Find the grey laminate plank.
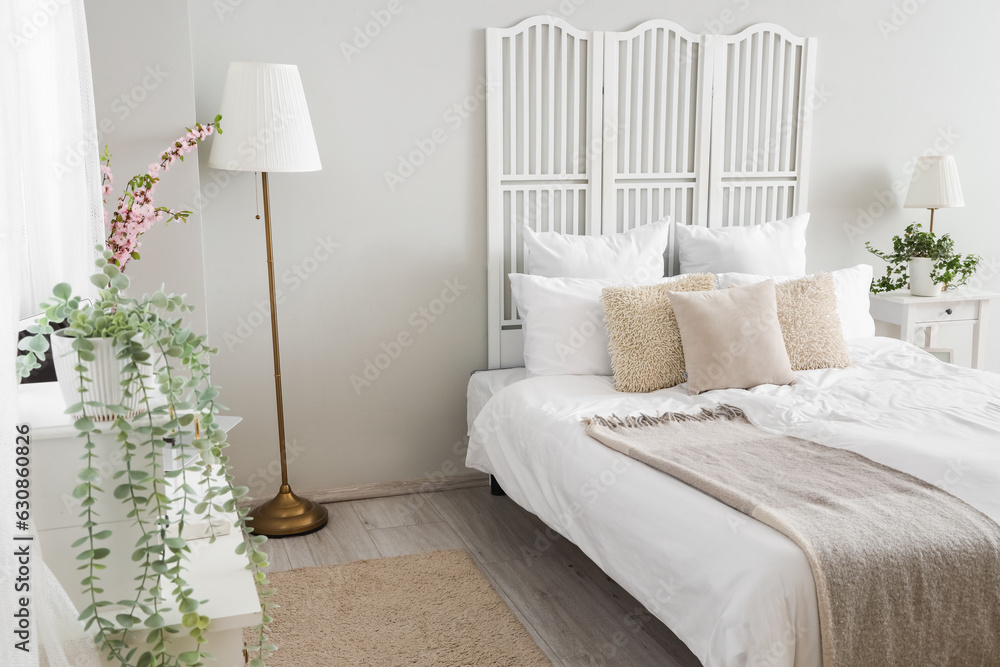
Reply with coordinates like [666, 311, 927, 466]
[428, 487, 572, 564]
[557, 542, 701, 666]
[367, 521, 467, 558]
[352, 494, 444, 530]
[478, 560, 566, 667]
[280, 532, 317, 570]
[261, 537, 291, 573]
[304, 501, 382, 566]
[485, 555, 688, 667]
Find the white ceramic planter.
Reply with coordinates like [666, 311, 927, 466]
[908, 257, 942, 297]
[50, 333, 141, 421]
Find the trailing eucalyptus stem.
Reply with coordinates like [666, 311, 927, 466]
[17, 247, 276, 667]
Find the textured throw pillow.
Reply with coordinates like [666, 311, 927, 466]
[601, 274, 717, 393]
[510, 273, 696, 377]
[674, 214, 809, 275]
[669, 280, 795, 394]
[716, 264, 875, 339]
[771, 273, 851, 371]
[523, 219, 671, 280]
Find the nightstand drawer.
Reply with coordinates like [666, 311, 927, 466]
[910, 299, 979, 323]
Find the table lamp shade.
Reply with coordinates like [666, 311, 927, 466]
[208, 62, 321, 173]
[903, 155, 964, 209]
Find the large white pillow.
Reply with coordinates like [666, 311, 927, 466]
[716, 264, 876, 339]
[510, 272, 696, 377]
[674, 214, 809, 275]
[523, 219, 670, 280]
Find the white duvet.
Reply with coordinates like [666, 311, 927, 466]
[466, 338, 1000, 667]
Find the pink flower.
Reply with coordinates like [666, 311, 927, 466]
[148, 163, 161, 177]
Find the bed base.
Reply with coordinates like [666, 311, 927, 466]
[489, 475, 506, 496]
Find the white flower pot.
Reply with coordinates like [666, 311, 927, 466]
[908, 257, 942, 297]
[51, 333, 142, 421]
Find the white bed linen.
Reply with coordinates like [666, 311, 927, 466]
[467, 367, 527, 434]
[466, 338, 1000, 667]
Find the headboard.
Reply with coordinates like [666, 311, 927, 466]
[486, 17, 816, 369]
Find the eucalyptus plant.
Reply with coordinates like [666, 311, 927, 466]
[17, 248, 276, 667]
[866, 223, 981, 294]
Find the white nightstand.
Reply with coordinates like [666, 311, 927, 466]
[868, 288, 1000, 369]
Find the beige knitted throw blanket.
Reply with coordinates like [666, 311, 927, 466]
[585, 405, 1000, 667]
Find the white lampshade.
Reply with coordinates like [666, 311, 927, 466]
[209, 62, 321, 173]
[903, 155, 964, 209]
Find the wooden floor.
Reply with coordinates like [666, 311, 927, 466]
[264, 486, 702, 667]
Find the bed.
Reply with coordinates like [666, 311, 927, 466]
[466, 337, 1000, 666]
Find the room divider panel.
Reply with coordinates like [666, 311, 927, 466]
[486, 17, 816, 369]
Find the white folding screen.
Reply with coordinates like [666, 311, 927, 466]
[487, 17, 816, 368]
[486, 17, 604, 369]
[707, 23, 816, 228]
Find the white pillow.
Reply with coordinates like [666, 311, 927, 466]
[674, 214, 809, 275]
[716, 264, 876, 339]
[510, 274, 619, 376]
[510, 273, 691, 376]
[523, 219, 671, 280]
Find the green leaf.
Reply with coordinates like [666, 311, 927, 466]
[92, 548, 111, 560]
[179, 598, 199, 613]
[90, 273, 111, 288]
[178, 651, 202, 665]
[144, 613, 166, 628]
[164, 537, 187, 550]
[53, 283, 73, 300]
[116, 613, 141, 628]
[74, 417, 95, 432]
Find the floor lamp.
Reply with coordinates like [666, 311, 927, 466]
[208, 62, 328, 536]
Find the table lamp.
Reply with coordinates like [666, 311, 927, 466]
[208, 62, 327, 536]
[903, 155, 964, 234]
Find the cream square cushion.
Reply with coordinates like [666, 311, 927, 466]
[772, 273, 851, 371]
[669, 280, 794, 394]
[601, 274, 717, 393]
[716, 264, 876, 339]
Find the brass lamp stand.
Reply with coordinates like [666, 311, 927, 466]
[246, 171, 328, 537]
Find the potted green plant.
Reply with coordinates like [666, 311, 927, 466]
[866, 223, 981, 296]
[16, 251, 276, 667]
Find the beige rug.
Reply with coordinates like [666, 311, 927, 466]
[245, 549, 550, 666]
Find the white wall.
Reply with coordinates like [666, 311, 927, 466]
[178, 0, 999, 496]
[86, 1, 208, 332]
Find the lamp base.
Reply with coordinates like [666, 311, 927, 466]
[247, 484, 329, 537]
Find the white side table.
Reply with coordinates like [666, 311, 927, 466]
[868, 289, 1000, 369]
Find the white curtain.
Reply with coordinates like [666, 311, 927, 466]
[7, 0, 104, 319]
[2, 0, 106, 665]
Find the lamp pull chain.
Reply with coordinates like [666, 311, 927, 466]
[255, 171, 261, 220]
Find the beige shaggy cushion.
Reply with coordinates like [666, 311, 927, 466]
[601, 274, 716, 393]
[669, 280, 795, 394]
[773, 273, 851, 371]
